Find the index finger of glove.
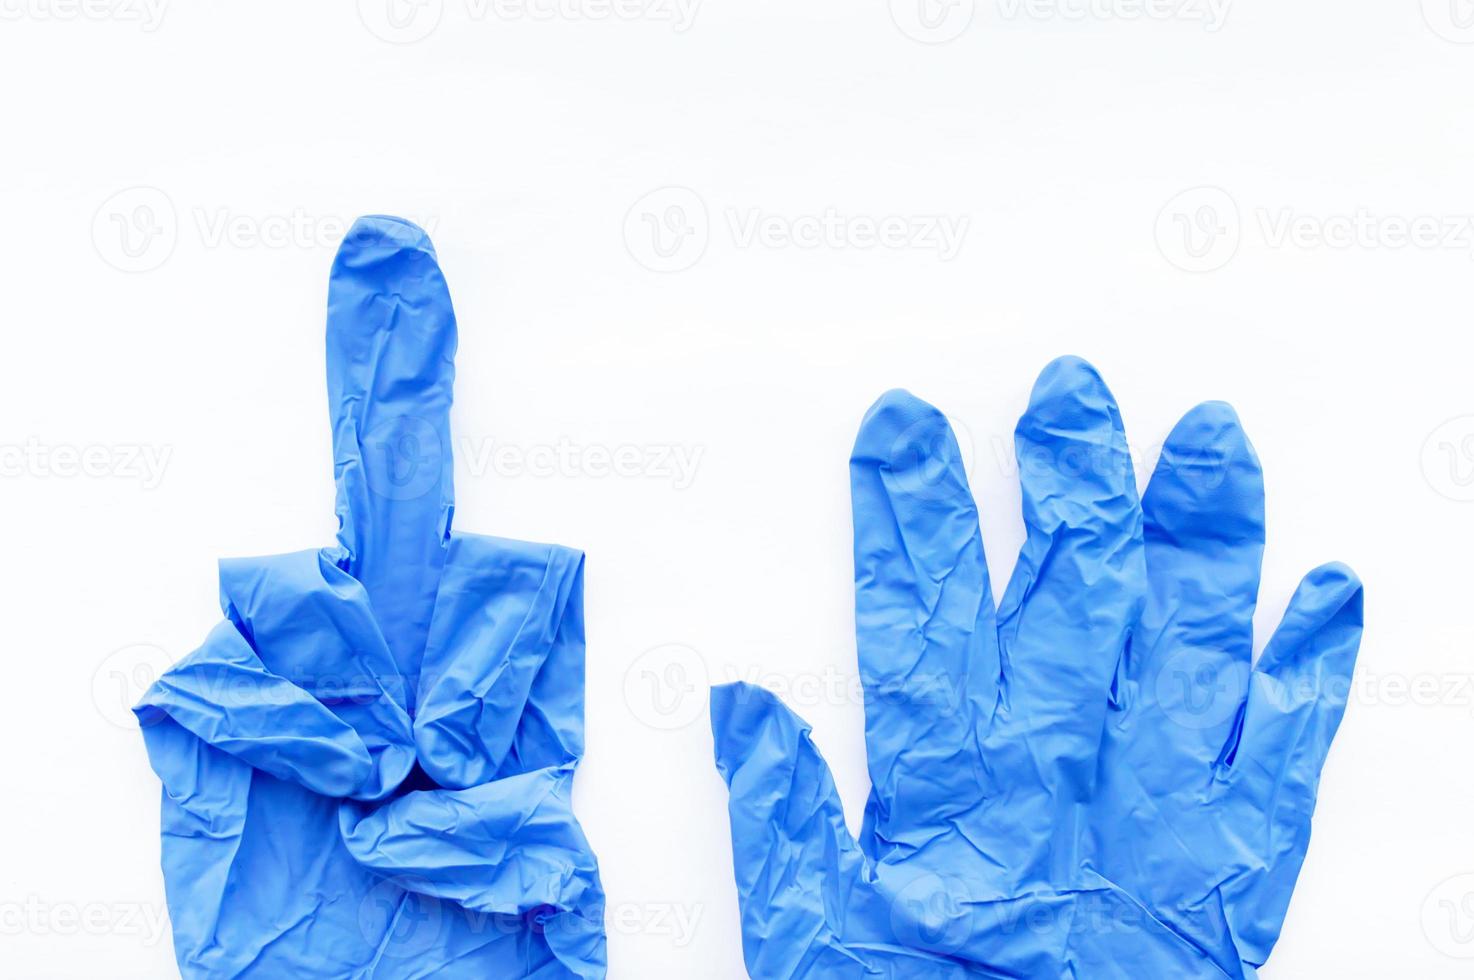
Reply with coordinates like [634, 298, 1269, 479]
[850, 390, 998, 851]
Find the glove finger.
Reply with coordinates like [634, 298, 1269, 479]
[327, 215, 457, 676]
[1218, 562, 1363, 964]
[711, 683, 880, 979]
[997, 356, 1144, 791]
[338, 766, 600, 916]
[135, 621, 373, 798]
[1126, 402, 1264, 762]
[340, 765, 607, 978]
[850, 390, 998, 856]
[219, 550, 416, 800]
[416, 538, 587, 788]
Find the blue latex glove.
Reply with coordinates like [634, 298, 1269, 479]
[711, 357, 1363, 978]
[135, 216, 606, 978]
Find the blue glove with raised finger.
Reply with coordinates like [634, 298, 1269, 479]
[711, 357, 1363, 978]
[135, 217, 606, 978]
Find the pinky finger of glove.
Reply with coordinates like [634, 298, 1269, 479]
[1217, 562, 1364, 965]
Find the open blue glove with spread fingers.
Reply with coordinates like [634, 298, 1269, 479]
[711, 357, 1363, 979]
[135, 217, 606, 979]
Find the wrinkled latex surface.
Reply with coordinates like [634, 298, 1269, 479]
[135, 217, 605, 978]
[711, 357, 1364, 979]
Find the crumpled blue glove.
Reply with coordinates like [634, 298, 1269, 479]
[711, 357, 1363, 979]
[135, 216, 606, 978]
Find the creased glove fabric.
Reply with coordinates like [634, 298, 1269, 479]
[135, 216, 605, 979]
[711, 356, 1363, 979]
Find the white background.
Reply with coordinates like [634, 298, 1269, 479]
[2, 1, 1473, 977]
